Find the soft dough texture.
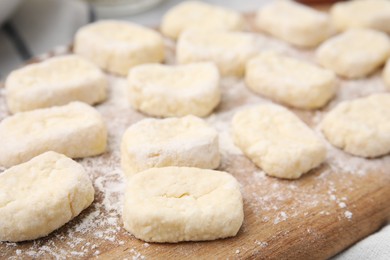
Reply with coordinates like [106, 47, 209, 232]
[161, 1, 243, 39]
[5, 55, 107, 113]
[321, 94, 390, 158]
[123, 166, 243, 242]
[383, 59, 390, 89]
[0, 102, 107, 167]
[331, 0, 390, 33]
[232, 104, 326, 179]
[121, 116, 220, 177]
[245, 52, 336, 109]
[177, 30, 258, 77]
[74, 20, 164, 76]
[316, 28, 390, 79]
[127, 62, 220, 117]
[0, 152, 94, 242]
[256, 0, 333, 48]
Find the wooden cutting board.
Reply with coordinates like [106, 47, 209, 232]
[1, 13, 390, 260]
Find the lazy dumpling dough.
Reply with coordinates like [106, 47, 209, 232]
[321, 94, 390, 158]
[256, 0, 333, 48]
[127, 62, 220, 117]
[316, 29, 390, 79]
[331, 0, 390, 33]
[383, 59, 390, 89]
[74, 20, 164, 76]
[121, 116, 220, 177]
[161, 1, 243, 39]
[5, 55, 107, 113]
[246, 52, 336, 109]
[0, 102, 107, 167]
[0, 152, 94, 242]
[177, 30, 258, 77]
[232, 104, 326, 179]
[123, 166, 243, 242]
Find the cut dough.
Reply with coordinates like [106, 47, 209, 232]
[245, 52, 336, 109]
[121, 116, 220, 177]
[232, 104, 326, 179]
[74, 20, 164, 76]
[176, 30, 258, 77]
[383, 58, 390, 89]
[256, 0, 333, 48]
[123, 166, 243, 242]
[127, 62, 220, 117]
[0, 151, 94, 242]
[161, 1, 244, 39]
[331, 0, 390, 33]
[316, 29, 390, 79]
[5, 55, 107, 113]
[0, 102, 107, 167]
[321, 94, 390, 158]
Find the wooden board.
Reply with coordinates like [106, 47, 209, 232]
[1, 13, 390, 260]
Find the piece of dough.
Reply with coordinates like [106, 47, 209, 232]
[127, 62, 220, 117]
[246, 52, 336, 109]
[0, 151, 94, 242]
[256, 0, 333, 48]
[331, 0, 390, 33]
[121, 116, 220, 177]
[232, 104, 326, 179]
[176, 30, 258, 77]
[0, 102, 107, 167]
[74, 20, 165, 76]
[5, 55, 107, 113]
[161, 1, 244, 40]
[123, 166, 243, 242]
[316, 28, 390, 79]
[383, 58, 390, 89]
[321, 94, 390, 158]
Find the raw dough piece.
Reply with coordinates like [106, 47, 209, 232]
[331, 0, 390, 33]
[321, 94, 390, 158]
[232, 104, 326, 179]
[0, 102, 107, 167]
[74, 20, 164, 76]
[0, 151, 94, 242]
[177, 30, 258, 77]
[121, 116, 220, 177]
[5, 55, 107, 113]
[316, 29, 390, 79]
[256, 0, 333, 48]
[383, 58, 390, 89]
[127, 62, 220, 117]
[161, 1, 244, 39]
[245, 52, 336, 109]
[123, 166, 243, 242]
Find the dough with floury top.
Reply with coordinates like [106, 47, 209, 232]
[0, 152, 94, 242]
[321, 94, 390, 158]
[383, 58, 390, 89]
[245, 52, 336, 109]
[316, 29, 390, 79]
[122, 166, 243, 243]
[232, 104, 326, 179]
[0, 102, 107, 167]
[5, 55, 107, 113]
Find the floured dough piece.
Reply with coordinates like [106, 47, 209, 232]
[321, 94, 390, 158]
[383, 58, 390, 89]
[74, 20, 164, 76]
[5, 55, 107, 113]
[0, 152, 94, 242]
[246, 52, 336, 109]
[177, 30, 258, 77]
[316, 29, 390, 79]
[123, 166, 243, 242]
[127, 62, 220, 117]
[232, 104, 326, 179]
[256, 0, 333, 48]
[331, 0, 390, 33]
[161, 1, 244, 39]
[0, 102, 107, 167]
[121, 116, 220, 177]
